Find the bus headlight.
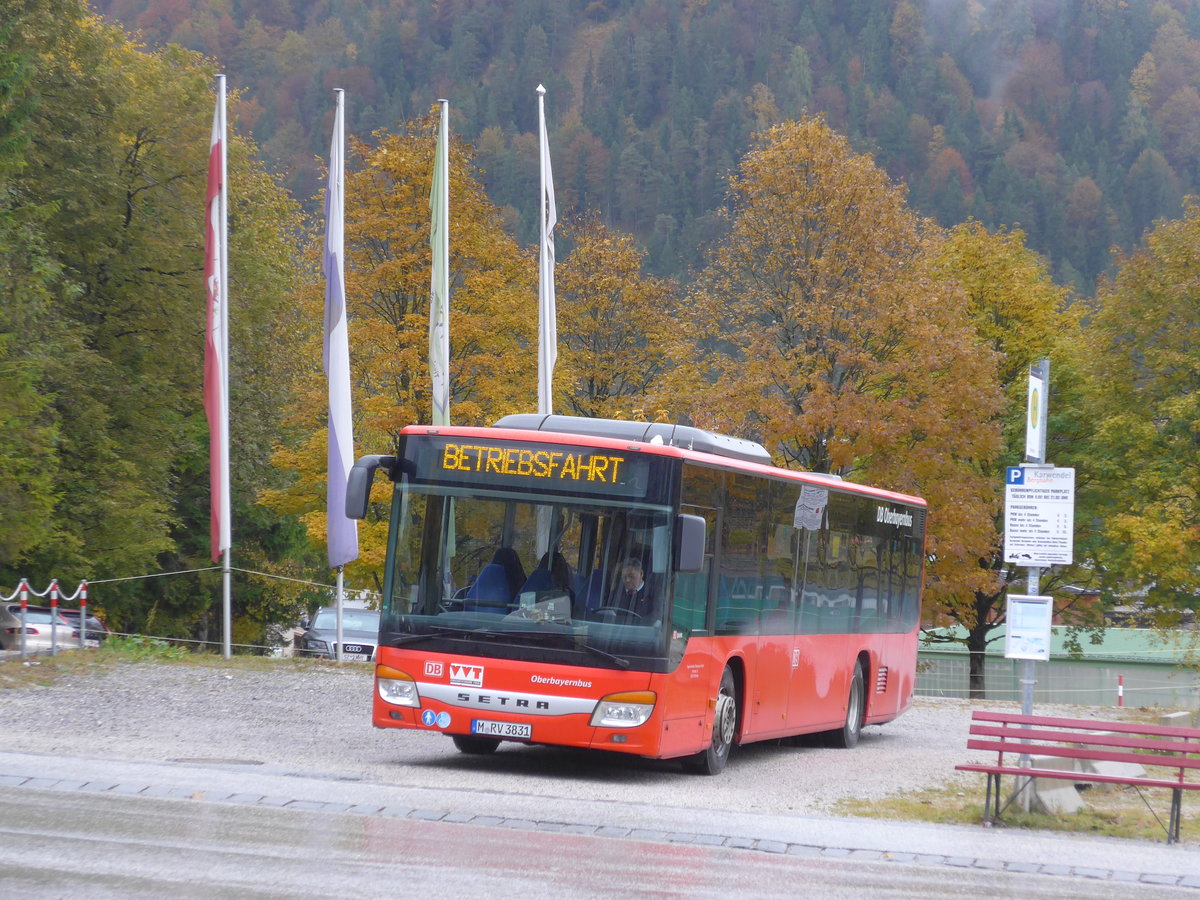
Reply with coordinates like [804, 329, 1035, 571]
[376, 664, 420, 707]
[589, 691, 656, 728]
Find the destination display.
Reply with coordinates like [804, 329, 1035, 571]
[405, 436, 656, 500]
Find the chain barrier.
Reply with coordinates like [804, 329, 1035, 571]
[0, 578, 94, 660]
[2, 565, 380, 664]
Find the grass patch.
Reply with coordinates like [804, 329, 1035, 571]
[835, 775, 1199, 843]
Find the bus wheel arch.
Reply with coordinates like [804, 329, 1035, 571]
[682, 662, 742, 775]
[830, 654, 868, 749]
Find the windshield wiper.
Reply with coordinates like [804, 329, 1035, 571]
[390, 624, 489, 646]
[485, 628, 631, 668]
[575, 642, 630, 668]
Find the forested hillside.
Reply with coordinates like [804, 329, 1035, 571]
[9, 0, 1200, 669]
[94, 0, 1200, 293]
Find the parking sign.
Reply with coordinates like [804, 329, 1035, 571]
[1003, 466, 1074, 566]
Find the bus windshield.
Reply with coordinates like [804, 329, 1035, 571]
[380, 486, 681, 672]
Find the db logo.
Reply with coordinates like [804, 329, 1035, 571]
[424, 661, 444, 677]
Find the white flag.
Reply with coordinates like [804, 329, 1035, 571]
[324, 89, 358, 568]
[429, 100, 450, 426]
[537, 84, 557, 416]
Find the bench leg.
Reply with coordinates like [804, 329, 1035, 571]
[984, 772, 1001, 823]
[1169, 788, 1182, 845]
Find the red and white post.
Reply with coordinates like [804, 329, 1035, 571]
[18, 578, 28, 659]
[48, 578, 59, 656]
[79, 581, 89, 650]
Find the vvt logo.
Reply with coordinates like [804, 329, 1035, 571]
[450, 664, 484, 687]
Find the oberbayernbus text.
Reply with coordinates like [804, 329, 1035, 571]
[345, 415, 927, 774]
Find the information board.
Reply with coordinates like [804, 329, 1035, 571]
[1003, 466, 1075, 567]
[1005, 594, 1054, 661]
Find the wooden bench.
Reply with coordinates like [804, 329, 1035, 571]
[956, 710, 1200, 843]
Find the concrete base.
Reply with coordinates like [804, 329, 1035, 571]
[1078, 758, 1145, 792]
[1008, 757, 1088, 814]
[1160, 710, 1196, 727]
[1030, 779, 1087, 814]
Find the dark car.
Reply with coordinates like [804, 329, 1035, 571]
[56, 608, 111, 647]
[297, 607, 379, 661]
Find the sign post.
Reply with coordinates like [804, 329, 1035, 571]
[1004, 360, 1075, 807]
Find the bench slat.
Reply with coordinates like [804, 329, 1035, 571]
[965, 738, 1200, 774]
[970, 710, 1200, 740]
[967, 722, 1200, 756]
[955, 763, 1200, 791]
[966, 737, 1200, 768]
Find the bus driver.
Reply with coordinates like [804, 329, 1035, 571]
[616, 557, 657, 620]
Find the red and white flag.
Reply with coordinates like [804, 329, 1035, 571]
[204, 79, 230, 562]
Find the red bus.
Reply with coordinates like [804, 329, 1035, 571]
[346, 415, 926, 774]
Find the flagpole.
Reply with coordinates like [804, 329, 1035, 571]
[536, 84, 557, 417]
[430, 99, 450, 427]
[324, 88, 358, 661]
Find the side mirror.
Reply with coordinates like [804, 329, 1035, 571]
[345, 455, 397, 519]
[299, 617, 311, 630]
[674, 513, 706, 573]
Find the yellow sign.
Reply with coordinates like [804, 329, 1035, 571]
[441, 443, 625, 484]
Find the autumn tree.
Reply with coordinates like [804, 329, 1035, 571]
[1080, 199, 1200, 616]
[666, 116, 1003, 615]
[930, 221, 1090, 694]
[264, 113, 536, 588]
[555, 214, 677, 419]
[0, 3, 305, 644]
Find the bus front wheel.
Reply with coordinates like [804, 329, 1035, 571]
[829, 662, 865, 749]
[683, 667, 737, 775]
[451, 734, 501, 755]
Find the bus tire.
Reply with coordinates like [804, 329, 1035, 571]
[830, 662, 865, 749]
[682, 666, 737, 775]
[451, 734, 501, 755]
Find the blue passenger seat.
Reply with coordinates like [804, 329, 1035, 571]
[463, 564, 513, 612]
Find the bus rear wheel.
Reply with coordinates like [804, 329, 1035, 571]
[683, 667, 737, 775]
[451, 734, 501, 755]
[829, 662, 865, 749]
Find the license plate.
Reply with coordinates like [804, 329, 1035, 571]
[341, 652, 368, 661]
[84, 640, 100, 648]
[471, 719, 532, 740]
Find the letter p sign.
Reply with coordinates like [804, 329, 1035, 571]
[1006, 467, 1025, 485]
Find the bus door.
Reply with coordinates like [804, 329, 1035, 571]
[721, 473, 793, 739]
[788, 486, 849, 733]
[658, 499, 719, 757]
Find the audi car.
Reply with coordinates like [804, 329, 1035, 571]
[296, 607, 379, 661]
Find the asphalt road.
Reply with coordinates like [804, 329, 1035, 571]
[1, 749, 1197, 897]
[2, 661, 1198, 895]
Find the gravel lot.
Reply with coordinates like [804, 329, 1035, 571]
[0, 660, 1137, 816]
